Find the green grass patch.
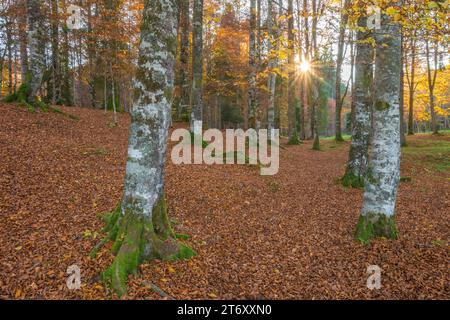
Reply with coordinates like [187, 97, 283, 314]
[402, 138, 450, 174]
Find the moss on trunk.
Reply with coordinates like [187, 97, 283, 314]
[354, 212, 398, 244]
[4, 73, 48, 112]
[341, 171, 364, 188]
[94, 196, 196, 297]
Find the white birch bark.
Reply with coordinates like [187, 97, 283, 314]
[266, 0, 276, 136]
[190, 0, 204, 135]
[344, 12, 373, 184]
[122, 0, 177, 219]
[357, 3, 402, 241]
[26, 0, 45, 103]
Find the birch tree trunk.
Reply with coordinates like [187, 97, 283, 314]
[177, 0, 190, 120]
[6, 21, 13, 95]
[287, 0, 299, 144]
[50, 0, 61, 105]
[266, 0, 276, 136]
[311, 0, 319, 149]
[407, 35, 416, 135]
[247, 0, 258, 129]
[99, 0, 195, 296]
[334, 0, 350, 142]
[355, 5, 402, 242]
[343, 12, 373, 187]
[19, 0, 45, 106]
[190, 0, 204, 135]
[60, 0, 73, 106]
[19, 0, 29, 81]
[425, 39, 439, 134]
[400, 33, 406, 146]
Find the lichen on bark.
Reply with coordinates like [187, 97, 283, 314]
[343, 10, 373, 187]
[355, 2, 402, 243]
[94, 0, 196, 297]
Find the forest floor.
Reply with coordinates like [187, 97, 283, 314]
[0, 102, 448, 300]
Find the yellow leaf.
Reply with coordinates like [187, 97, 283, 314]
[208, 293, 217, 298]
[15, 246, 22, 251]
[168, 266, 176, 273]
[385, 7, 398, 16]
[15, 289, 22, 298]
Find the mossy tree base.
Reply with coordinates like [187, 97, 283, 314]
[287, 132, 301, 145]
[335, 135, 345, 142]
[354, 213, 398, 244]
[341, 171, 365, 188]
[93, 197, 196, 297]
[4, 78, 48, 112]
[312, 137, 320, 151]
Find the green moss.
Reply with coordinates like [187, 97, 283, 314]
[175, 233, 190, 240]
[96, 196, 196, 297]
[400, 176, 412, 183]
[165, 243, 197, 261]
[312, 137, 320, 151]
[335, 134, 345, 142]
[375, 100, 390, 111]
[341, 171, 365, 188]
[287, 132, 301, 145]
[354, 213, 398, 244]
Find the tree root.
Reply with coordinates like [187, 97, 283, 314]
[94, 197, 196, 297]
[354, 213, 398, 244]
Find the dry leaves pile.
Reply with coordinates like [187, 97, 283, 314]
[0, 103, 448, 300]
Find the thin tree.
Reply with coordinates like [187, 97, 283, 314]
[342, 4, 373, 188]
[176, 0, 190, 120]
[404, 30, 417, 135]
[248, 0, 258, 129]
[50, 0, 61, 105]
[287, 0, 300, 144]
[425, 37, 439, 134]
[18, 0, 28, 81]
[266, 0, 277, 136]
[190, 0, 204, 135]
[334, 0, 350, 142]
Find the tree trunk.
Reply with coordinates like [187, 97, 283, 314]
[266, 0, 276, 136]
[355, 5, 402, 243]
[311, 0, 319, 148]
[343, 12, 373, 187]
[22, 0, 45, 106]
[51, 0, 61, 105]
[399, 33, 406, 146]
[19, 0, 29, 81]
[247, 0, 258, 129]
[407, 36, 416, 135]
[287, 0, 299, 144]
[6, 23, 13, 95]
[176, 0, 190, 120]
[190, 0, 204, 135]
[60, 0, 72, 106]
[100, 0, 195, 297]
[335, 0, 350, 142]
[425, 39, 439, 134]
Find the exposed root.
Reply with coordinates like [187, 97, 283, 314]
[96, 197, 196, 297]
[354, 213, 398, 244]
